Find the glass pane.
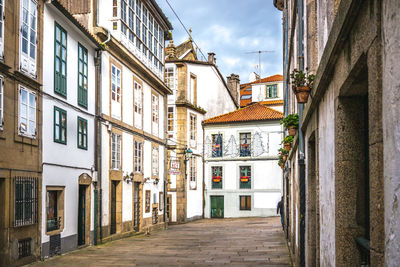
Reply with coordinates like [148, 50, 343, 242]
[61, 128, 65, 142]
[61, 32, 66, 46]
[30, 43, 35, 59]
[21, 104, 27, 117]
[61, 47, 66, 60]
[55, 125, 59, 140]
[22, 38, 28, 54]
[29, 120, 35, 135]
[61, 62, 66, 75]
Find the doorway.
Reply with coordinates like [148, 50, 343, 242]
[78, 185, 86, 246]
[133, 182, 140, 231]
[110, 181, 117, 235]
[166, 195, 172, 223]
[210, 196, 224, 218]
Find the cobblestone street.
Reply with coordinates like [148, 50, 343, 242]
[28, 217, 291, 266]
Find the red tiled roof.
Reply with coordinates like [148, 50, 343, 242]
[240, 74, 283, 88]
[203, 102, 283, 125]
[260, 100, 284, 106]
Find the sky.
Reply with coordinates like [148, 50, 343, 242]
[156, 0, 283, 84]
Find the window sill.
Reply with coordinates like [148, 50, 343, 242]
[15, 133, 39, 146]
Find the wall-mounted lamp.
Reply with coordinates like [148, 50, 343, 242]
[184, 148, 193, 162]
[124, 172, 134, 184]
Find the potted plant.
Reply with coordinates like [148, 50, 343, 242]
[282, 135, 294, 151]
[240, 176, 249, 182]
[279, 148, 289, 163]
[212, 176, 221, 183]
[281, 113, 299, 136]
[290, 69, 315, 103]
[278, 157, 284, 169]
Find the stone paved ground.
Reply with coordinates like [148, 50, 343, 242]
[28, 217, 291, 266]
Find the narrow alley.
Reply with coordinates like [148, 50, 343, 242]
[27, 217, 291, 267]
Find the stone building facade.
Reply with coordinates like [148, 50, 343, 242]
[0, 0, 44, 266]
[164, 38, 238, 224]
[274, 0, 400, 266]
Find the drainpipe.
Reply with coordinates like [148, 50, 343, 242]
[202, 125, 205, 218]
[95, 50, 103, 243]
[298, 0, 306, 266]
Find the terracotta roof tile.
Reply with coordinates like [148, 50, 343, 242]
[260, 100, 284, 106]
[203, 102, 283, 125]
[240, 74, 283, 88]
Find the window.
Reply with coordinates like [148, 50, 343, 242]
[116, 0, 164, 76]
[266, 84, 278, 98]
[18, 239, 32, 259]
[134, 81, 142, 129]
[19, 86, 36, 137]
[111, 133, 121, 169]
[152, 146, 158, 176]
[111, 64, 121, 119]
[240, 133, 251, 157]
[240, 196, 251, 211]
[19, 0, 37, 77]
[190, 157, 196, 187]
[134, 140, 142, 173]
[165, 67, 175, 89]
[77, 117, 87, 150]
[240, 166, 251, 189]
[145, 190, 150, 213]
[167, 106, 174, 137]
[54, 106, 67, 144]
[0, 0, 4, 58]
[54, 23, 67, 97]
[152, 93, 158, 135]
[14, 177, 38, 226]
[78, 44, 88, 108]
[211, 166, 222, 189]
[212, 134, 223, 157]
[46, 188, 64, 232]
[0, 76, 3, 129]
[189, 75, 195, 104]
[190, 114, 196, 142]
[241, 95, 252, 100]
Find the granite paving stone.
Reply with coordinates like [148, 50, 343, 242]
[26, 217, 291, 267]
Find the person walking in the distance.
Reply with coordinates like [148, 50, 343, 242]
[277, 196, 284, 230]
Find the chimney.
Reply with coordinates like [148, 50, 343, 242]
[166, 40, 177, 59]
[227, 74, 240, 105]
[208, 52, 216, 65]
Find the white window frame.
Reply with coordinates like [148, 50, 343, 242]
[0, 0, 4, 59]
[152, 146, 158, 176]
[19, 0, 37, 77]
[111, 64, 122, 119]
[0, 76, 3, 129]
[189, 156, 196, 189]
[134, 140, 142, 173]
[134, 81, 142, 129]
[190, 113, 196, 143]
[165, 67, 175, 90]
[18, 85, 36, 138]
[111, 133, 121, 170]
[151, 93, 159, 136]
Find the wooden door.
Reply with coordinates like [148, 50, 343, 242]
[133, 182, 140, 231]
[110, 181, 117, 235]
[210, 196, 224, 218]
[166, 195, 172, 222]
[78, 185, 86, 246]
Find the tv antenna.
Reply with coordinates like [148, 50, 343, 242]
[245, 50, 274, 77]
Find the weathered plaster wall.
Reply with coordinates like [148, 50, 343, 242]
[382, 1, 400, 265]
[318, 88, 336, 266]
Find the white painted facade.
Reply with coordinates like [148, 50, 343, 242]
[41, 4, 98, 257]
[165, 60, 237, 222]
[251, 80, 284, 113]
[99, 50, 166, 229]
[203, 121, 283, 218]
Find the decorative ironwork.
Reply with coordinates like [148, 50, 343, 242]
[14, 177, 38, 227]
[225, 135, 239, 157]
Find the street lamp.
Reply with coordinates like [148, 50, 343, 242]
[123, 172, 134, 184]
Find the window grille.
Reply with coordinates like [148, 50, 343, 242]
[18, 238, 31, 258]
[14, 177, 38, 227]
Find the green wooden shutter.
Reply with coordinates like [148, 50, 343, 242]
[54, 23, 67, 97]
[78, 44, 88, 108]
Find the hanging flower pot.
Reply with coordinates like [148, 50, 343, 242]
[295, 86, 311, 103]
[284, 142, 291, 151]
[288, 126, 297, 136]
[282, 154, 287, 162]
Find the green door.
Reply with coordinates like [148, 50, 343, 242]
[78, 185, 86, 246]
[210, 196, 224, 218]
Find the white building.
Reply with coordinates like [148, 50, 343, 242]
[240, 74, 284, 112]
[164, 39, 238, 223]
[203, 102, 283, 218]
[94, 0, 173, 240]
[41, 1, 102, 257]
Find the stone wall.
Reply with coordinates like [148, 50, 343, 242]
[382, 0, 400, 265]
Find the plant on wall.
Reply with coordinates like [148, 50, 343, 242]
[282, 135, 294, 151]
[281, 114, 299, 136]
[290, 69, 315, 103]
[278, 148, 289, 163]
